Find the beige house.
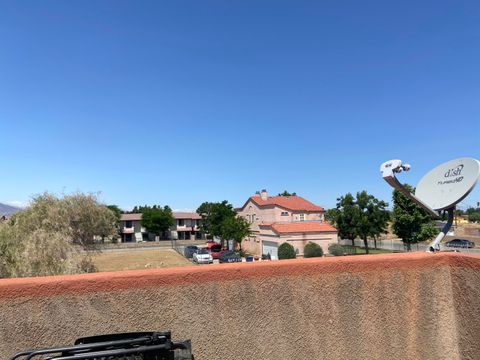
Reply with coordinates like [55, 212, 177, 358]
[119, 212, 204, 242]
[237, 190, 337, 258]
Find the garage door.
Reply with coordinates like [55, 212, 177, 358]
[262, 241, 278, 259]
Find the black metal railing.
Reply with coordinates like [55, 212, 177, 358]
[10, 331, 193, 360]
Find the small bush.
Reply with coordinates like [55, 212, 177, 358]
[304, 242, 324, 258]
[328, 243, 345, 256]
[278, 242, 296, 259]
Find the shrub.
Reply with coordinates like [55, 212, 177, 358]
[0, 192, 111, 278]
[304, 242, 324, 258]
[278, 242, 296, 260]
[328, 243, 345, 256]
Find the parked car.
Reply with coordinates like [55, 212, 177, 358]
[184, 245, 199, 259]
[206, 242, 223, 259]
[192, 248, 213, 264]
[445, 239, 475, 248]
[219, 250, 242, 263]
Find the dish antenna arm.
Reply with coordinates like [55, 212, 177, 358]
[380, 160, 441, 219]
[428, 208, 454, 252]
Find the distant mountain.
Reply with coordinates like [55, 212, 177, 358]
[0, 203, 21, 216]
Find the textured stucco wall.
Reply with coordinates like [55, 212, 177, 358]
[1, 253, 479, 360]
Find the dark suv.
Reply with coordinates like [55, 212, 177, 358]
[445, 239, 475, 248]
[183, 245, 199, 258]
[219, 250, 242, 263]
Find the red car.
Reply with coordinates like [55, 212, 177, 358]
[206, 241, 224, 259]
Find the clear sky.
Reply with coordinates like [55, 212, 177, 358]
[1, 0, 479, 211]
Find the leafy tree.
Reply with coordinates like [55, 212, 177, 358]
[327, 192, 389, 254]
[469, 212, 480, 223]
[278, 242, 296, 259]
[141, 206, 174, 240]
[355, 191, 389, 254]
[197, 201, 253, 248]
[106, 205, 122, 242]
[220, 216, 251, 251]
[326, 193, 359, 246]
[0, 192, 117, 278]
[392, 184, 437, 251]
[465, 207, 480, 223]
[328, 243, 345, 256]
[304, 242, 323, 258]
[278, 191, 297, 196]
[465, 207, 480, 216]
[107, 205, 122, 222]
[196, 201, 236, 241]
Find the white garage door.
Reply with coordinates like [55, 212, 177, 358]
[262, 241, 278, 259]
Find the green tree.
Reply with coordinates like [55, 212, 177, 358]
[326, 193, 359, 246]
[220, 216, 252, 251]
[278, 242, 296, 259]
[327, 192, 389, 254]
[392, 184, 437, 251]
[196, 201, 236, 239]
[304, 242, 324, 258]
[141, 206, 174, 240]
[107, 205, 122, 222]
[469, 212, 480, 223]
[355, 191, 389, 254]
[278, 191, 297, 196]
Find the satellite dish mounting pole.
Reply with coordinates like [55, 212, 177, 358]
[429, 208, 454, 252]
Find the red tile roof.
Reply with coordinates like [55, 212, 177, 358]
[260, 221, 337, 234]
[248, 195, 324, 212]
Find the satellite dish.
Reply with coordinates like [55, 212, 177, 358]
[415, 158, 480, 210]
[380, 157, 480, 252]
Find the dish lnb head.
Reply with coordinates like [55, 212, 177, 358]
[380, 159, 411, 178]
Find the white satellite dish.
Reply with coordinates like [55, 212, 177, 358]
[380, 157, 480, 252]
[415, 158, 480, 210]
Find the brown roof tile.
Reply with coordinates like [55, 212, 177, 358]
[120, 213, 142, 221]
[249, 195, 324, 212]
[120, 212, 201, 221]
[173, 212, 201, 220]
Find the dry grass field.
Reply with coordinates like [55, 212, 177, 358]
[92, 248, 193, 272]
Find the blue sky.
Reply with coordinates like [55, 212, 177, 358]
[0, 0, 479, 211]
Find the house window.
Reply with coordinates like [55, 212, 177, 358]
[299, 213, 305, 221]
[178, 219, 185, 226]
[252, 214, 256, 222]
[125, 220, 132, 228]
[281, 211, 289, 216]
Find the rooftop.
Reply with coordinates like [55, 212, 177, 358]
[120, 212, 201, 221]
[247, 194, 324, 212]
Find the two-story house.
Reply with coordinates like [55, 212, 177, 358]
[237, 190, 337, 258]
[119, 212, 204, 242]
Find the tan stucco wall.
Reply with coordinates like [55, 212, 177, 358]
[258, 230, 338, 256]
[1, 253, 479, 360]
[238, 199, 325, 227]
[241, 235, 262, 255]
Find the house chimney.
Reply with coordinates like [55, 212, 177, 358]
[260, 189, 268, 201]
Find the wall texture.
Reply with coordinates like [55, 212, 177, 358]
[1, 253, 479, 360]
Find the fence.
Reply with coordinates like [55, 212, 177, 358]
[338, 238, 480, 256]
